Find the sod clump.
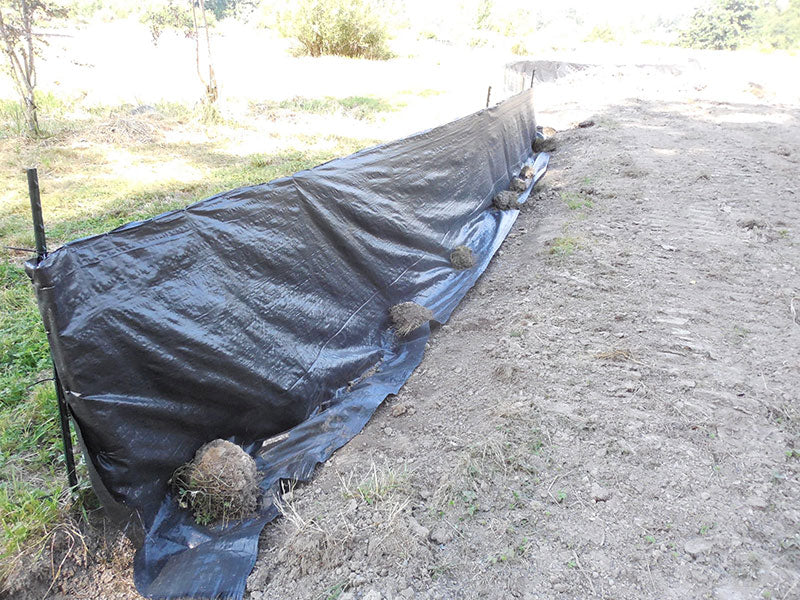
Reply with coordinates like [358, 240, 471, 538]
[171, 439, 259, 526]
[389, 302, 434, 337]
[508, 176, 527, 193]
[493, 190, 519, 211]
[450, 245, 475, 270]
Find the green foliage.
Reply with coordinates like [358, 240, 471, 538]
[277, 0, 392, 59]
[678, 0, 759, 50]
[585, 25, 615, 43]
[756, 0, 800, 49]
[678, 0, 800, 50]
[510, 40, 528, 55]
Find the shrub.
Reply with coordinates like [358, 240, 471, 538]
[278, 0, 392, 59]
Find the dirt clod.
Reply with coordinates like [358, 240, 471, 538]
[493, 190, 519, 211]
[684, 538, 714, 559]
[389, 302, 434, 337]
[737, 217, 766, 229]
[171, 439, 259, 525]
[450, 245, 475, 270]
[534, 136, 557, 152]
[578, 119, 596, 128]
[519, 164, 534, 179]
[591, 482, 612, 502]
[429, 524, 453, 545]
[508, 176, 527, 193]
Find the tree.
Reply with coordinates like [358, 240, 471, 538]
[191, 0, 217, 107]
[143, 1, 218, 109]
[678, 0, 759, 50]
[757, 0, 800, 49]
[0, 0, 65, 135]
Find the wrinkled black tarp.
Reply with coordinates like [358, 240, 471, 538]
[27, 90, 547, 599]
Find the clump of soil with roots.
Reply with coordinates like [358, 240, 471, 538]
[389, 302, 434, 337]
[171, 439, 259, 526]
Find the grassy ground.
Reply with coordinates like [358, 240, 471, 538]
[0, 90, 400, 583]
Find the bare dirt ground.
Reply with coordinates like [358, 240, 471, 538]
[240, 67, 800, 600]
[11, 57, 799, 600]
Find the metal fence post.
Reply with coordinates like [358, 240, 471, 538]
[27, 168, 78, 489]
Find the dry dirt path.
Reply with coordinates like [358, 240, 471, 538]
[245, 70, 800, 600]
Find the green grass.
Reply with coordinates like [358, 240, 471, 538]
[548, 236, 579, 257]
[0, 97, 381, 583]
[560, 190, 593, 211]
[250, 94, 398, 121]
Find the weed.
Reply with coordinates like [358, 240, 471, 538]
[341, 463, 407, 506]
[556, 490, 567, 503]
[645, 534, 656, 544]
[548, 236, 578, 257]
[560, 190, 593, 211]
[699, 522, 715, 536]
[323, 579, 350, 600]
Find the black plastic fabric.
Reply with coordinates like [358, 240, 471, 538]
[27, 90, 547, 599]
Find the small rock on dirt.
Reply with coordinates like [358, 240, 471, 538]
[429, 524, 453, 545]
[408, 517, 430, 540]
[362, 591, 382, 600]
[390, 403, 409, 417]
[578, 119, 596, 128]
[520, 164, 535, 179]
[737, 218, 766, 229]
[684, 538, 713, 558]
[493, 190, 519, 211]
[591, 482, 613, 502]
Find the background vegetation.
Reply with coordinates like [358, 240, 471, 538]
[678, 0, 800, 50]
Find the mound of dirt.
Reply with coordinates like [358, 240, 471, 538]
[389, 302, 434, 337]
[171, 439, 259, 525]
[493, 190, 519, 210]
[450, 245, 475, 270]
[508, 176, 527, 193]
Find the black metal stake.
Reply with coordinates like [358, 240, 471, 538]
[486, 85, 492, 108]
[27, 168, 78, 489]
[530, 69, 536, 89]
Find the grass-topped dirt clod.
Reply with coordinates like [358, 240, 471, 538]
[170, 439, 259, 526]
[450, 245, 475, 270]
[389, 302, 434, 337]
